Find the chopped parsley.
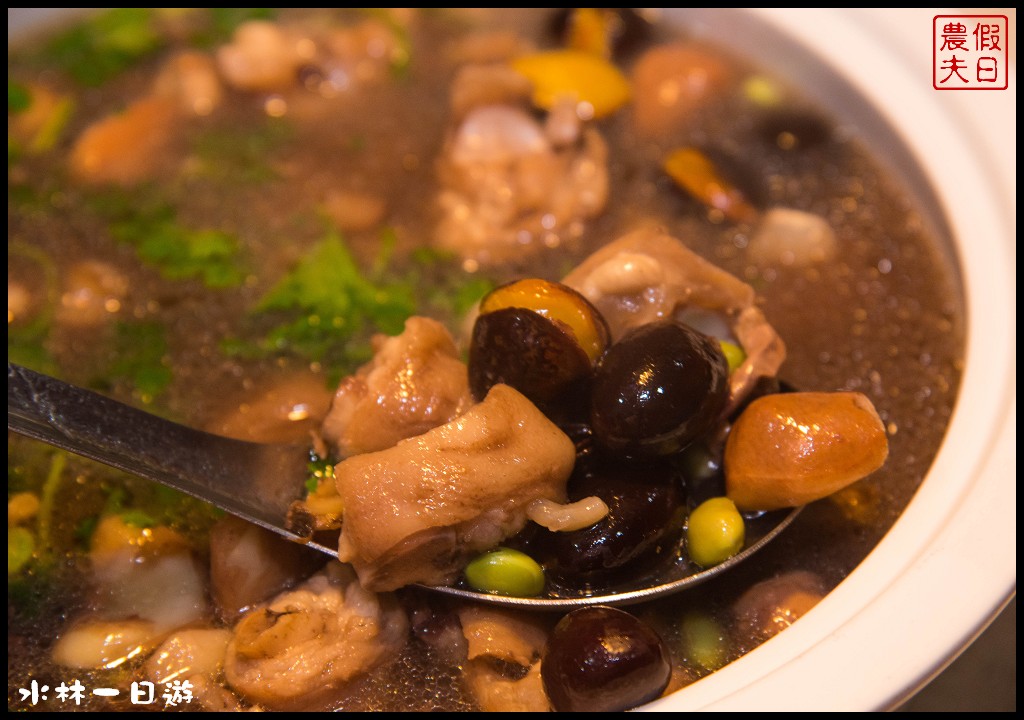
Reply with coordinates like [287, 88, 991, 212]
[229, 230, 415, 377]
[8, 527, 35, 576]
[92, 191, 248, 288]
[305, 455, 336, 494]
[118, 508, 159, 529]
[127, 223, 246, 288]
[225, 229, 494, 383]
[358, 8, 412, 79]
[100, 320, 174, 403]
[8, 81, 31, 113]
[186, 8, 278, 49]
[191, 118, 292, 185]
[410, 247, 495, 318]
[7, 243, 59, 375]
[42, 8, 165, 86]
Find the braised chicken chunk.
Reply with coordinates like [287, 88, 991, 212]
[334, 384, 575, 591]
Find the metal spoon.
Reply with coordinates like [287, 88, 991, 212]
[8, 362, 799, 610]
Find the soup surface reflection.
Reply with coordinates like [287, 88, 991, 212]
[8, 8, 963, 712]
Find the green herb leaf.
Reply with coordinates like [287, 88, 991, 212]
[8, 527, 36, 576]
[409, 247, 495, 317]
[187, 8, 278, 48]
[73, 516, 99, 547]
[8, 81, 31, 113]
[134, 226, 247, 287]
[253, 230, 415, 359]
[43, 8, 164, 86]
[228, 228, 496, 383]
[358, 8, 412, 78]
[101, 320, 173, 402]
[100, 193, 247, 288]
[258, 232, 414, 334]
[191, 118, 291, 184]
[305, 455, 335, 494]
[6, 243, 60, 375]
[119, 509, 158, 529]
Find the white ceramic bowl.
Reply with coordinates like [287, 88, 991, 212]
[644, 8, 1016, 711]
[8, 8, 1015, 712]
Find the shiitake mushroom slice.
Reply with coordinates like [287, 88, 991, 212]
[468, 279, 610, 419]
[478, 278, 610, 364]
[469, 306, 592, 414]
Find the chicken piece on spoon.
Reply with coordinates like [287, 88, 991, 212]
[321, 316, 472, 458]
[334, 383, 575, 592]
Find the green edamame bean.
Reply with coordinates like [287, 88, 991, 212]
[686, 496, 745, 568]
[8, 526, 35, 576]
[680, 611, 727, 672]
[464, 547, 545, 597]
[718, 339, 747, 374]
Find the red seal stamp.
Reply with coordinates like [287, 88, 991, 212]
[933, 15, 1009, 90]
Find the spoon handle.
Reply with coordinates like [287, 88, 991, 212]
[7, 363, 329, 551]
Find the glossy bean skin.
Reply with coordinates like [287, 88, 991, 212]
[686, 496, 745, 568]
[591, 321, 729, 457]
[463, 547, 546, 597]
[540, 457, 685, 590]
[541, 606, 671, 712]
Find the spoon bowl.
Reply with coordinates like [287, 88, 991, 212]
[8, 361, 799, 609]
[429, 505, 800, 609]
